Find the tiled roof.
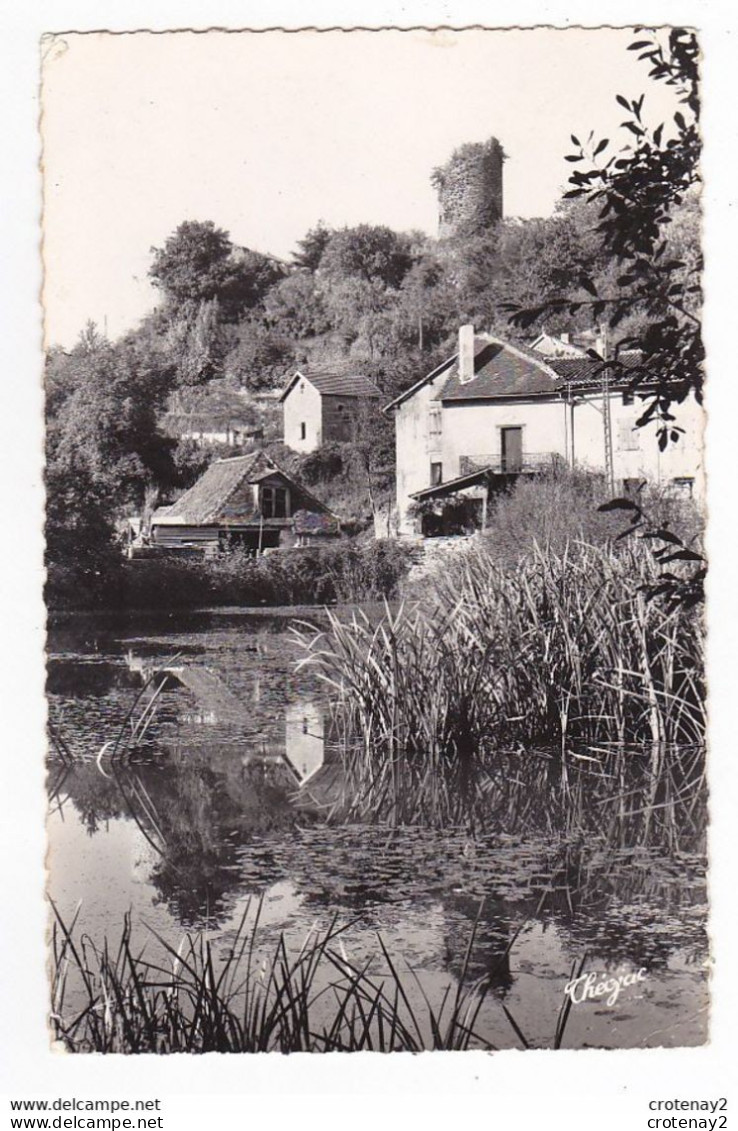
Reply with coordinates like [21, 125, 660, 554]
[545, 352, 643, 388]
[386, 335, 645, 411]
[281, 369, 382, 401]
[410, 466, 493, 500]
[152, 450, 338, 528]
[440, 338, 561, 401]
[153, 451, 270, 525]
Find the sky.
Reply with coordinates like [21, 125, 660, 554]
[41, 27, 682, 348]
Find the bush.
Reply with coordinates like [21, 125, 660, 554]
[479, 468, 703, 570]
[206, 540, 414, 606]
[46, 539, 415, 612]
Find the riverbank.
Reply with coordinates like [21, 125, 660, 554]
[46, 538, 415, 614]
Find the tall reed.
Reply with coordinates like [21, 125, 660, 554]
[293, 541, 705, 827]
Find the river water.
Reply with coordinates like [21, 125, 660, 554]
[46, 607, 709, 1051]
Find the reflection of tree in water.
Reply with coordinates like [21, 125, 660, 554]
[47, 659, 140, 699]
[142, 754, 297, 927]
[48, 747, 303, 929]
[438, 889, 515, 994]
[47, 763, 126, 836]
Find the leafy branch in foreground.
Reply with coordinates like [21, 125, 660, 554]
[598, 494, 705, 610]
[504, 27, 702, 445]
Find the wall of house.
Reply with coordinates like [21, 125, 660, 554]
[321, 395, 369, 443]
[570, 391, 705, 497]
[283, 378, 323, 452]
[394, 375, 447, 535]
[441, 398, 570, 479]
[395, 387, 705, 535]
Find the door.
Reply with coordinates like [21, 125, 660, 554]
[501, 427, 523, 472]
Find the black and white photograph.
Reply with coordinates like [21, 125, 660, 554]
[36, 23, 712, 1059]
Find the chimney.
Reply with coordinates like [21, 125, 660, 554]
[458, 324, 475, 384]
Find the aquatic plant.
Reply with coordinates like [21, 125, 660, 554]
[294, 541, 705, 827]
[49, 899, 497, 1054]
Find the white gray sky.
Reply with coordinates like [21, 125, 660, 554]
[41, 27, 682, 348]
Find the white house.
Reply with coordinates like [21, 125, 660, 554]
[385, 325, 705, 536]
[281, 369, 382, 453]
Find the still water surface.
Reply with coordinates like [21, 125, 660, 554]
[46, 608, 709, 1050]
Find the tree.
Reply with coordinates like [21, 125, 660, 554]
[396, 252, 457, 351]
[149, 221, 285, 322]
[292, 222, 333, 271]
[263, 272, 330, 339]
[223, 319, 296, 390]
[164, 298, 230, 385]
[506, 27, 702, 440]
[320, 276, 397, 360]
[319, 225, 413, 289]
[149, 221, 234, 306]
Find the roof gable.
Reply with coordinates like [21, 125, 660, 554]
[280, 369, 381, 402]
[153, 450, 337, 527]
[383, 354, 456, 412]
[385, 334, 645, 410]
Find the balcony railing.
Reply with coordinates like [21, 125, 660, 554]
[459, 452, 566, 476]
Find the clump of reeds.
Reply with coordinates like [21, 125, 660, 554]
[49, 900, 496, 1054]
[293, 541, 705, 827]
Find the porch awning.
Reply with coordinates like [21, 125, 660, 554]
[410, 467, 495, 502]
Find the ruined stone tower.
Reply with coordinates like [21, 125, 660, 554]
[432, 137, 505, 239]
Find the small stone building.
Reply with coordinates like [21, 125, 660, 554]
[281, 369, 382, 453]
[150, 450, 340, 554]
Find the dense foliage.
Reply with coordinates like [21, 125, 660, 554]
[47, 540, 414, 612]
[506, 28, 702, 434]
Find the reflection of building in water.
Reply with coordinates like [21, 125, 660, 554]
[284, 701, 325, 785]
[125, 652, 325, 785]
[126, 654, 253, 727]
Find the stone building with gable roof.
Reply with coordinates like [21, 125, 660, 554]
[280, 368, 382, 453]
[150, 449, 340, 554]
[385, 326, 704, 536]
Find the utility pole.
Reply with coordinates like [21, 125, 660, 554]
[600, 323, 615, 494]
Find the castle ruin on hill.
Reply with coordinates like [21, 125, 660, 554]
[432, 137, 505, 239]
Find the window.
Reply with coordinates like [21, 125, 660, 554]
[428, 404, 442, 442]
[671, 477, 694, 499]
[622, 390, 635, 406]
[430, 462, 443, 486]
[300, 422, 306, 441]
[261, 485, 289, 519]
[617, 420, 640, 452]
